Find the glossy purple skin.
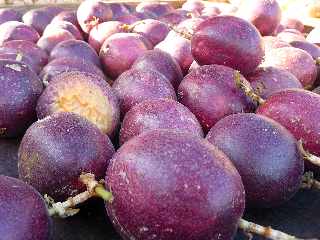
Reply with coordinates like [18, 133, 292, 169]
[51, 10, 81, 30]
[178, 64, 254, 132]
[307, 27, 320, 46]
[158, 9, 193, 26]
[236, 0, 281, 36]
[0, 40, 48, 68]
[248, 66, 302, 98]
[37, 29, 75, 53]
[50, 39, 100, 67]
[43, 21, 83, 40]
[22, 8, 54, 35]
[206, 113, 304, 208]
[290, 41, 320, 60]
[277, 30, 305, 44]
[136, 2, 174, 17]
[77, 0, 113, 34]
[0, 175, 51, 240]
[88, 21, 126, 53]
[100, 33, 152, 79]
[263, 36, 290, 52]
[0, 21, 40, 45]
[18, 112, 115, 201]
[0, 8, 22, 25]
[110, 3, 131, 19]
[176, 17, 204, 34]
[0, 60, 43, 138]
[280, 18, 304, 33]
[116, 12, 149, 25]
[106, 130, 245, 240]
[156, 31, 193, 75]
[132, 49, 183, 90]
[263, 47, 317, 88]
[192, 16, 264, 75]
[112, 68, 177, 115]
[42, 6, 64, 17]
[257, 89, 320, 156]
[120, 99, 203, 145]
[0, 52, 39, 73]
[132, 19, 170, 46]
[39, 57, 106, 86]
[182, 0, 205, 13]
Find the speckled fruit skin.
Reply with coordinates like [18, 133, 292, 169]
[0, 60, 43, 138]
[100, 33, 152, 79]
[158, 9, 193, 26]
[236, 0, 281, 36]
[0, 8, 22, 25]
[37, 29, 75, 54]
[50, 39, 101, 67]
[0, 175, 51, 240]
[105, 130, 245, 240]
[262, 36, 290, 52]
[22, 8, 55, 35]
[51, 10, 81, 30]
[263, 47, 317, 88]
[132, 19, 170, 46]
[39, 57, 106, 86]
[18, 112, 115, 201]
[0, 52, 39, 73]
[43, 21, 83, 41]
[290, 41, 320, 60]
[178, 64, 254, 133]
[132, 49, 183, 90]
[192, 16, 264, 75]
[257, 89, 320, 171]
[0, 21, 40, 45]
[112, 68, 177, 116]
[88, 21, 126, 53]
[248, 66, 302, 99]
[36, 71, 119, 137]
[307, 27, 320, 46]
[176, 18, 204, 34]
[136, 2, 174, 17]
[120, 99, 203, 145]
[110, 3, 131, 19]
[206, 113, 304, 208]
[0, 40, 48, 68]
[156, 31, 193, 75]
[77, 0, 113, 34]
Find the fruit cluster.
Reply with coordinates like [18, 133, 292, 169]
[0, 0, 320, 239]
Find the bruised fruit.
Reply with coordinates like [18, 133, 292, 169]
[132, 49, 183, 90]
[39, 57, 106, 86]
[100, 33, 152, 78]
[37, 29, 75, 53]
[206, 113, 304, 208]
[248, 66, 303, 98]
[263, 47, 317, 88]
[136, 2, 174, 17]
[77, 0, 113, 34]
[192, 16, 264, 74]
[0, 21, 40, 45]
[18, 112, 115, 200]
[106, 129, 245, 240]
[120, 99, 203, 145]
[37, 71, 119, 136]
[43, 21, 83, 40]
[0, 175, 51, 240]
[0, 8, 22, 25]
[50, 39, 100, 67]
[0, 59, 43, 138]
[112, 68, 176, 115]
[178, 64, 254, 132]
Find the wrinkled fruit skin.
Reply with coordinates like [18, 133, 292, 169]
[192, 16, 264, 75]
[119, 99, 203, 145]
[0, 60, 43, 138]
[106, 130, 245, 240]
[178, 64, 254, 132]
[206, 113, 304, 208]
[257, 89, 320, 172]
[18, 112, 115, 201]
[0, 175, 51, 240]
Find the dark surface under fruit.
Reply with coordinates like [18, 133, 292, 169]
[1, 138, 320, 239]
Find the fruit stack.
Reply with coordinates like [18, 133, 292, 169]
[0, 0, 320, 239]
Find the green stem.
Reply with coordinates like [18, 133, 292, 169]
[95, 184, 113, 202]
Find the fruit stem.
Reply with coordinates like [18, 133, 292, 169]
[301, 172, 320, 190]
[234, 71, 266, 105]
[45, 173, 113, 218]
[238, 219, 316, 240]
[297, 140, 320, 167]
[167, 23, 192, 40]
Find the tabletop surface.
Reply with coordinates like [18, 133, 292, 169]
[1, 138, 320, 240]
